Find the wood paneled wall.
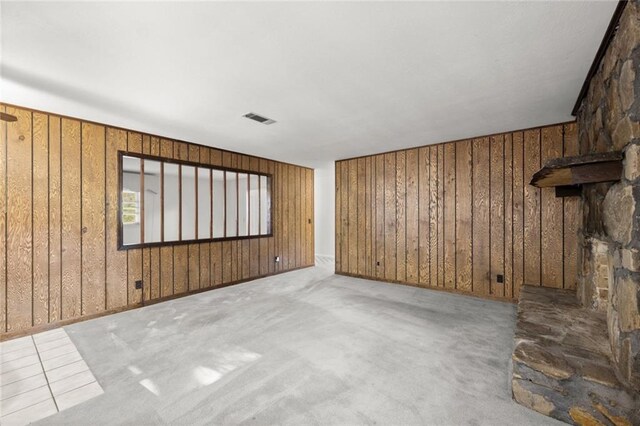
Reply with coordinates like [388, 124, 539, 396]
[335, 122, 581, 301]
[0, 104, 314, 337]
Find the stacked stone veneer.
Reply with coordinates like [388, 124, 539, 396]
[576, 0, 640, 392]
[513, 286, 639, 424]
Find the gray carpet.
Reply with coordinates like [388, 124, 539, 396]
[36, 262, 560, 425]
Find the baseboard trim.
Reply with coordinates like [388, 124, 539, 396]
[334, 271, 517, 304]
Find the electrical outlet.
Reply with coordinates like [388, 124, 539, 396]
[376, 261, 380, 266]
[135, 280, 143, 290]
[275, 256, 280, 263]
[496, 274, 504, 284]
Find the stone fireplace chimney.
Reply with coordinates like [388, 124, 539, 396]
[576, 0, 640, 392]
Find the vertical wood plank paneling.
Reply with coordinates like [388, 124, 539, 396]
[364, 158, 371, 276]
[472, 138, 490, 296]
[298, 166, 303, 269]
[106, 129, 128, 308]
[513, 132, 525, 298]
[286, 163, 294, 271]
[443, 143, 455, 289]
[48, 117, 62, 322]
[418, 147, 430, 286]
[0, 104, 313, 337]
[455, 140, 472, 292]
[406, 149, 419, 284]
[490, 135, 505, 296]
[188, 145, 201, 291]
[274, 162, 281, 273]
[541, 126, 564, 288]
[61, 118, 81, 320]
[222, 152, 234, 282]
[504, 134, 514, 299]
[429, 147, 438, 287]
[6, 107, 33, 330]
[384, 153, 396, 282]
[437, 144, 444, 287]
[307, 167, 314, 266]
[210, 149, 223, 286]
[241, 155, 251, 279]
[32, 113, 49, 325]
[335, 162, 342, 272]
[343, 161, 351, 272]
[0, 105, 6, 332]
[523, 129, 541, 286]
[396, 151, 406, 282]
[127, 132, 143, 304]
[159, 139, 174, 297]
[260, 159, 270, 275]
[334, 123, 574, 302]
[250, 157, 260, 277]
[563, 123, 580, 290]
[146, 137, 161, 300]
[173, 142, 189, 293]
[356, 158, 366, 275]
[375, 155, 385, 279]
[81, 123, 106, 315]
[345, 160, 355, 274]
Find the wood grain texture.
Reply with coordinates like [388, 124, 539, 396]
[0, 106, 6, 332]
[429, 147, 438, 287]
[81, 123, 106, 315]
[443, 143, 456, 289]
[32, 113, 49, 325]
[188, 145, 201, 291]
[359, 157, 368, 276]
[48, 117, 62, 323]
[396, 151, 406, 282]
[143, 137, 161, 299]
[523, 129, 541, 286]
[335, 161, 342, 272]
[375, 155, 385, 279]
[0, 103, 314, 337]
[504, 134, 514, 299]
[384, 153, 396, 281]
[473, 138, 490, 296]
[307, 168, 314, 267]
[61, 118, 82, 320]
[490, 135, 505, 297]
[418, 147, 430, 286]
[106, 129, 128, 309]
[455, 140, 472, 292]
[348, 160, 358, 275]
[512, 132, 525, 299]
[6, 107, 33, 331]
[405, 149, 419, 284]
[541, 126, 564, 288]
[127, 132, 143, 305]
[563, 123, 580, 290]
[437, 145, 444, 288]
[334, 123, 576, 302]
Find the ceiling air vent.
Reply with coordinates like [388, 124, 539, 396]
[243, 112, 276, 125]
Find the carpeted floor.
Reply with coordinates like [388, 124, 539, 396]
[34, 261, 560, 425]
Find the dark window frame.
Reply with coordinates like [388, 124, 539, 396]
[118, 151, 273, 250]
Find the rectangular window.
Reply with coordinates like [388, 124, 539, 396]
[119, 152, 273, 249]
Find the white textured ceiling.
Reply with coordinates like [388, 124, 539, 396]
[1, 1, 617, 168]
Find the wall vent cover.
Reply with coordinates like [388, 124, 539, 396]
[243, 112, 276, 125]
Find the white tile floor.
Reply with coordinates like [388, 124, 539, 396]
[0, 328, 104, 425]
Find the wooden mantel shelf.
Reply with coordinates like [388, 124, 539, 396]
[530, 152, 623, 188]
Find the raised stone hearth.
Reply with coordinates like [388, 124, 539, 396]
[512, 285, 639, 425]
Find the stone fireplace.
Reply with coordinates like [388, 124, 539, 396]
[512, 3, 640, 423]
[576, 0, 640, 392]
